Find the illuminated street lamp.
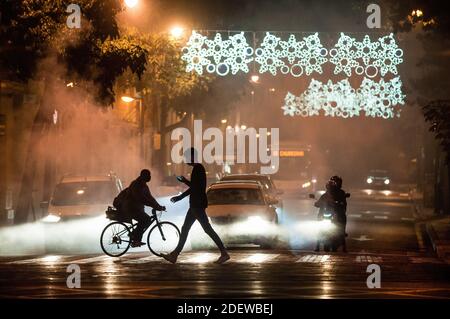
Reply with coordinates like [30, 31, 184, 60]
[250, 75, 260, 83]
[221, 119, 227, 124]
[121, 93, 145, 161]
[125, 0, 138, 8]
[170, 26, 185, 39]
[121, 96, 135, 103]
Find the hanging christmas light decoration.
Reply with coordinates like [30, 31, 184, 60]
[329, 33, 403, 77]
[181, 31, 403, 77]
[181, 31, 253, 76]
[282, 77, 405, 119]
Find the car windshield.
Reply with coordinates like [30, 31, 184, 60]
[207, 188, 265, 205]
[369, 170, 388, 177]
[51, 181, 117, 206]
[222, 176, 274, 192]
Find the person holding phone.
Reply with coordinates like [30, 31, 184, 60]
[161, 147, 230, 264]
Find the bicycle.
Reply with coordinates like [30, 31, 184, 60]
[100, 207, 180, 257]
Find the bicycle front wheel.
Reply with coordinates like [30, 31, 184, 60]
[147, 222, 180, 257]
[100, 222, 131, 257]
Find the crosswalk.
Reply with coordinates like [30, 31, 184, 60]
[2, 251, 446, 266]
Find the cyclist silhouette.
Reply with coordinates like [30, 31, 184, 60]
[125, 169, 165, 247]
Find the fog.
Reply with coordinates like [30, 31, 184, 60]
[1, 0, 426, 256]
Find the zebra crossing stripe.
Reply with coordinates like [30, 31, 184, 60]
[355, 255, 382, 263]
[68, 255, 111, 264]
[240, 254, 279, 263]
[7, 255, 70, 264]
[121, 256, 159, 264]
[297, 254, 330, 263]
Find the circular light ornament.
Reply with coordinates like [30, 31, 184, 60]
[290, 64, 304, 77]
[355, 65, 365, 75]
[365, 65, 378, 78]
[280, 65, 290, 75]
[216, 63, 230, 76]
[206, 64, 216, 73]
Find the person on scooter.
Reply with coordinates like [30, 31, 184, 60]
[314, 178, 348, 252]
[330, 175, 349, 253]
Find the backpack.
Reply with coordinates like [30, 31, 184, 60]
[113, 187, 130, 211]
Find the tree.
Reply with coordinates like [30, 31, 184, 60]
[0, 0, 148, 223]
[423, 100, 450, 162]
[119, 30, 248, 171]
[387, 0, 450, 35]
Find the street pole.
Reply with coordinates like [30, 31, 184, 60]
[139, 98, 144, 163]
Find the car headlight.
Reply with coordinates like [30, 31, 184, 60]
[384, 179, 390, 185]
[41, 214, 61, 223]
[366, 177, 373, 184]
[247, 215, 266, 223]
[302, 181, 312, 188]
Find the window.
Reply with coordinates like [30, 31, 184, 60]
[51, 181, 117, 206]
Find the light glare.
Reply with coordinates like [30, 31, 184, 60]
[125, 0, 138, 8]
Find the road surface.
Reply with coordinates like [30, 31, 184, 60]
[1, 188, 449, 298]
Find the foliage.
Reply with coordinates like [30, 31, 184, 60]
[423, 100, 450, 162]
[387, 0, 450, 35]
[0, 0, 148, 104]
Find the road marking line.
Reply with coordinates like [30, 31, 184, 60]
[399, 193, 409, 197]
[401, 217, 415, 221]
[240, 254, 279, 263]
[355, 255, 382, 263]
[183, 253, 219, 263]
[297, 254, 330, 263]
[68, 255, 111, 264]
[374, 216, 388, 219]
[7, 255, 71, 264]
[409, 257, 443, 264]
[349, 214, 362, 218]
[121, 256, 159, 264]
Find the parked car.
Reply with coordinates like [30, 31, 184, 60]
[220, 174, 284, 212]
[194, 180, 279, 248]
[41, 173, 123, 223]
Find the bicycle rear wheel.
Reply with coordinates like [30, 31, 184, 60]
[147, 222, 180, 257]
[100, 222, 131, 257]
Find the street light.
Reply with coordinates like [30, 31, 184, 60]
[221, 119, 227, 124]
[125, 0, 138, 8]
[170, 26, 185, 39]
[250, 75, 260, 83]
[121, 93, 145, 161]
[121, 96, 135, 103]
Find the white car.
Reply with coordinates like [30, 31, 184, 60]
[199, 181, 279, 248]
[41, 174, 123, 223]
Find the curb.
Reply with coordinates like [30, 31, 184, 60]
[410, 191, 450, 259]
[426, 223, 450, 259]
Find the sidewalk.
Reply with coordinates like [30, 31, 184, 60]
[410, 188, 450, 260]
